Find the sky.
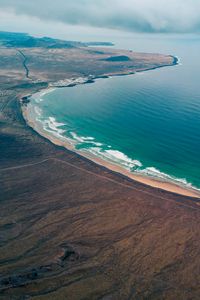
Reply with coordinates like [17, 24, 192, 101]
[0, 0, 200, 39]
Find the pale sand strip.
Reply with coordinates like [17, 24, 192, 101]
[22, 105, 200, 199]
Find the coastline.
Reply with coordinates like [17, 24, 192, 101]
[21, 59, 200, 199]
[39, 55, 180, 89]
[22, 104, 200, 198]
[21, 56, 200, 199]
[2, 33, 200, 300]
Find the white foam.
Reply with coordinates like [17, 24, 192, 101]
[39, 88, 56, 97]
[34, 106, 42, 116]
[174, 56, 182, 66]
[35, 98, 43, 103]
[43, 116, 66, 136]
[31, 111, 199, 191]
[70, 132, 104, 147]
[136, 166, 200, 191]
[93, 142, 103, 147]
[29, 99, 199, 192]
[86, 147, 199, 191]
[70, 132, 95, 143]
[32, 88, 56, 103]
[48, 117, 65, 127]
[87, 147, 142, 170]
[106, 150, 142, 166]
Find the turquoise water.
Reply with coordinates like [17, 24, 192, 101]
[29, 35, 200, 190]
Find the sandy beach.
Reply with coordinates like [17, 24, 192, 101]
[22, 101, 200, 199]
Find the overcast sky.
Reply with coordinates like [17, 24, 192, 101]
[1, 0, 200, 37]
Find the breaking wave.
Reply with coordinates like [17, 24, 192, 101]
[33, 88, 56, 103]
[36, 115, 67, 139]
[136, 166, 200, 191]
[36, 116, 199, 191]
[70, 132, 103, 147]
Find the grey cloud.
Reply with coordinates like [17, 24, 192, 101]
[1, 0, 200, 33]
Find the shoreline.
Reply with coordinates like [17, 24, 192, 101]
[22, 105, 200, 198]
[21, 55, 180, 104]
[21, 55, 200, 199]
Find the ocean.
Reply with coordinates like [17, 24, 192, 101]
[28, 34, 200, 191]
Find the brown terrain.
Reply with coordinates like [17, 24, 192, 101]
[0, 45, 200, 300]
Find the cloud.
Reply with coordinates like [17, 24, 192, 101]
[1, 0, 200, 33]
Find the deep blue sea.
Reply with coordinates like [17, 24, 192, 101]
[29, 34, 200, 190]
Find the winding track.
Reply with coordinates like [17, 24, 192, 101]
[16, 49, 30, 79]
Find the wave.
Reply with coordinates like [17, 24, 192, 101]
[105, 149, 142, 168]
[67, 132, 143, 170]
[70, 132, 104, 147]
[174, 56, 182, 66]
[39, 116, 66, 138]
[32, 88, 56, 103]
[38, 121, 199, 191]
[89, 147, 199, 191]
[70, 132, 94, 142]
[75, 137, 199, 191]
[136, 166, 200, 191]
[69, 132, 142, 170]
[29, 102, 199, 192]
[34, 106, 42, 117]
[86, 147, 143, 171]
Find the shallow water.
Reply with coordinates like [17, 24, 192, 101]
[29, 34, 200, 190]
